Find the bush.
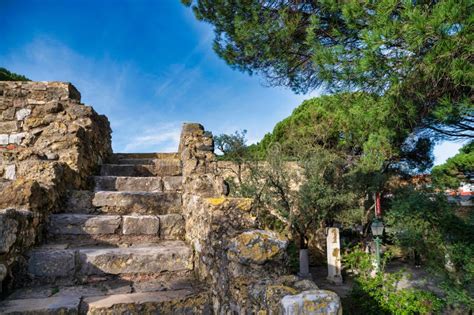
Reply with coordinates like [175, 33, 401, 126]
[344, 247, 444, 315]
[385, 188, 474, 309]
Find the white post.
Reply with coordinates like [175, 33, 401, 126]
[326, 227, 343, 285]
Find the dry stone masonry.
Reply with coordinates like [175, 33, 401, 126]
[0, 81, 341, 314]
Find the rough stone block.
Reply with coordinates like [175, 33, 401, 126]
[100, 164, 155, 177]
[154, 159, 181, 176]
[162, 176, 182, 191]
[158, 214, 185, 240]
[0, 134, 8, 145]
[82, 290, 210, 315]
[92, 191, 181, 214]
[94, 176, 163, 192]
[280, 290, 342, 315]
[228, 230, 288, 265]
[0, 121, 18, 133]
[15, 108, 31, 120]
[28, 249, 75, 277]
[123, 215, 159, 235]
[117, 158, 156, 165]
[48, 214, 121, 235]
[8, 132, 26, 145]
[0, 264, 6, 282]
[0, 210, 18, 254]
[78, 242, 192, 275]
[2, 107, 15, 120]
[64, 190, 94, 214]
[0, 296, 81, 315]
[4, 164, 15, 180]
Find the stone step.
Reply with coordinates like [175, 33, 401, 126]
[91, 191, 181, 215]
[100, 159, 181, 177]
[0, 283, 209, 314]
[93, 176, 182, 192]
[82, 289, 210, 314]
[0, 295, 81, 315]
[26, 241, 193, 281]
[47, 213, 185, 242]
[116, 158, 156, 165]
[112, 152, 179, 160]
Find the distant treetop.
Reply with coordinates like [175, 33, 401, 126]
[0, 68, 30, 81]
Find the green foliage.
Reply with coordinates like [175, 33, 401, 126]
[297, 147, 360, 229]
[385, 188, 474, 308]
[345, 247, 444, 315]
[183, 0, 473, 139]
[286, 241, 299, 274]
[0, 67, 29, 81]
[431, 141, 474, 189]
[226, 141, 365, 245]
[253, 93, 433, 174]
[215, 129, 248, 161]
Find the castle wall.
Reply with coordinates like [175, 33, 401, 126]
[0, 81, 111, 294]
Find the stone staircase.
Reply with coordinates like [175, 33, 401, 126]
[0, 153, 210, 314]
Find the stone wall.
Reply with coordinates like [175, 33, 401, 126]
[0, 81, 111, 294]
[179, 123, 342, 314]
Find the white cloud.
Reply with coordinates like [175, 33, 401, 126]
[123, 123, 181, 153]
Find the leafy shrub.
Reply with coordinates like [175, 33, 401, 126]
[344, 247, 444, 315]
[385, 188, 474, 309]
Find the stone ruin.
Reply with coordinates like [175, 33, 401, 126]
[0, 81, 342, 314]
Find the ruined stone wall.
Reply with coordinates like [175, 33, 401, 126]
[0, 81, 112, 294]
[217, 160, 304, 191]
[179, 124, 341, 314]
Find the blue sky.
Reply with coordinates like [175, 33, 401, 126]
[0, 0, 463, 164]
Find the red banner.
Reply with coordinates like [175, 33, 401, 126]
[375, 192, 382, 217]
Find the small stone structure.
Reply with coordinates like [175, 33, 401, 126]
[0, 81, 341, 314]
[326, 228, 343, 285]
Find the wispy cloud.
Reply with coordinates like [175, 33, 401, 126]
[123, 123, 182, 153]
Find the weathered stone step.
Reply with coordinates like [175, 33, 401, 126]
[0, 285, 209, 314]
[82, 289, 210, 314]
[0, 295, 81, 315]
[27, 241, 193, 281]
[116, 158, 156, 165]
[47, 213, 185, 242]
[92, 191, 181, 214]
[112, 152, 179, 160]
[93, 175, 182, 192]
[101, 159, 181, 177]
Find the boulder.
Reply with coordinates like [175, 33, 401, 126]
[280, 290, 342, 315]
[228, 230, 288, 265]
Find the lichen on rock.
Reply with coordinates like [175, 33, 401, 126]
[280, 289, 342, 315]
[228, 230, 289, 265]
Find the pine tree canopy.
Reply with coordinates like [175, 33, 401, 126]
[182, 0, 473, 139]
